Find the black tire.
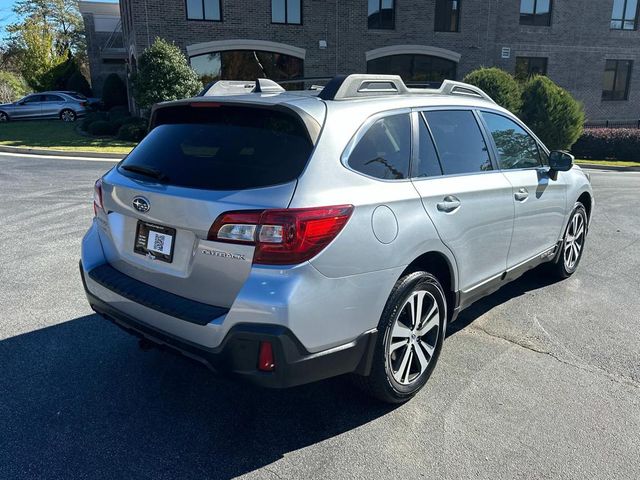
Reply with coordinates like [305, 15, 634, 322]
[354, 271, 447, 404]
[549, 202, 588, 279]
[60, 109, 76, 122]
[0, 111, 8, 122]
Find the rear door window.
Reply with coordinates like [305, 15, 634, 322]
[414, 115, 443, 178]
[347, 114, 411, 180]
[423, 110, 493, 175]
[118, 106, 313, 190]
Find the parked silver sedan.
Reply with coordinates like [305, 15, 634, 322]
[0, 91, 90, 122]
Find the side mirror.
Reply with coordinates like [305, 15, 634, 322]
[549, 150, 574, 172]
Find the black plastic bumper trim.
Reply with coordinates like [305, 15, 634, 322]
[80, 261, 377, 388]
[87, 263, 229, 326]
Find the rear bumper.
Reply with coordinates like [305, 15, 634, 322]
[81, 261, 377, 388]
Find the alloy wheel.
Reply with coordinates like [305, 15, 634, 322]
[0, 113, 7, 122]
[61, 110, 76, 122]
[564, 211, 585, 270]
[387, 290, 440, 385]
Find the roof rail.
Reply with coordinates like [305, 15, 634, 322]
[318, 74, 495, 103]
[202, 78, 285, 96]
[318, 74, 409, 100]
[433, 80, 495, 103]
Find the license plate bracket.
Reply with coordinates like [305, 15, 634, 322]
[134, 221, 176, 263]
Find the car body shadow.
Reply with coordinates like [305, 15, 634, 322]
[0, 314, 399, 479]
[0, 266, 561, 479]
[447, 265, 564, 337]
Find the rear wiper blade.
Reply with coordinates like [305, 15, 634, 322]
[121, 164, 169, 181]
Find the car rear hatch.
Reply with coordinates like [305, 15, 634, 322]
[94, 100, 322, 310]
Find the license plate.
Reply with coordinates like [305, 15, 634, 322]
[134, 221, 176, 263]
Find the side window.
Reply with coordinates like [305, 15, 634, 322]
[45, 95, 63, 102]
[347, 114, 411, 180]
[414, 115, 443, 178]
[423, 110, 492, 175]
[481, 112, 541, 169]
[23, 95, 43, 104]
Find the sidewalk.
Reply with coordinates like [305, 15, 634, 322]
[0, 145, 125, 160]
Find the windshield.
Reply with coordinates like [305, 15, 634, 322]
[118, 106, 313, 190]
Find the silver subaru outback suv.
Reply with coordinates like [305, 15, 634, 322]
[80, 74, 593, 403]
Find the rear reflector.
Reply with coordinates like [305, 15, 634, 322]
[258, 341, 275, 372]
[93, 178, 104, 216]
[208, 205, 354, 265]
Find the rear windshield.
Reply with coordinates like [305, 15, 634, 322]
[118, 106, 313, 190]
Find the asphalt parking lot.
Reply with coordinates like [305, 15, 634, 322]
[1, 153, 639, 479]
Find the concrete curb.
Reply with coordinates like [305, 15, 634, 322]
[577, 163, 640, 172]
[0, 145, 126, 160]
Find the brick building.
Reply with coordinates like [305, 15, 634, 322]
[79, 1, 127, 97]
[114, 0, 640, 121]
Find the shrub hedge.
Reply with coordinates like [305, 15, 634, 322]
[108, 105, 130, 120]
[520, 76, 584, 150]
[102, 74, 128, 110]
[571, 128, 640, 161]
[117, 123, 147, 142]
[81, 111, 107, 131]
[87, 120, 119, 136]
[463, 67, 522, 113]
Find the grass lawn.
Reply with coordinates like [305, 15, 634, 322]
[575, 159, 640, 168]
[0, 119, 135, 154]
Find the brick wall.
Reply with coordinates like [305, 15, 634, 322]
[120, 0, 640, 121]
[81, 12, 127, 97]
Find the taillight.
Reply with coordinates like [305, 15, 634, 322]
[93, 179, 104, 216]
[207, 205, 354, 265]
[80, 101, 88, 107]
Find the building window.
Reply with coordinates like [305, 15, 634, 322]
[611, 0, 638, 30]
[602, 60, 632, 101]
[515, 56, 548, 80]
[520, 0, 552, 26]
[367, 54, 457, 87]
[368, 0, 394, 29]
[190, 50, 303, 86]
[434, 0, 460, 32]
[186, 0, 221, 21]
[272, 0, 301, 24]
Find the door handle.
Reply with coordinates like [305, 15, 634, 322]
[514, 187, 529, 201]
[437, 195, 461, 212]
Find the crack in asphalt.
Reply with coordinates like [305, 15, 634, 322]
[467, 324, 640, 390]
[263, 466, 285, 480]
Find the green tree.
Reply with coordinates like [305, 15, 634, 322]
[101, 73, 128, 109]
[5, 0, 86, 90]
[66, 70, 92, 96]
[0, 71, 29, 102]
[131, 38, 201, 109]
[520, 76, 585, 150]
[463, 67, 522, 113]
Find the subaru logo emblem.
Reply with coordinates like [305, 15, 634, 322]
[132, 196, 150, 213]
